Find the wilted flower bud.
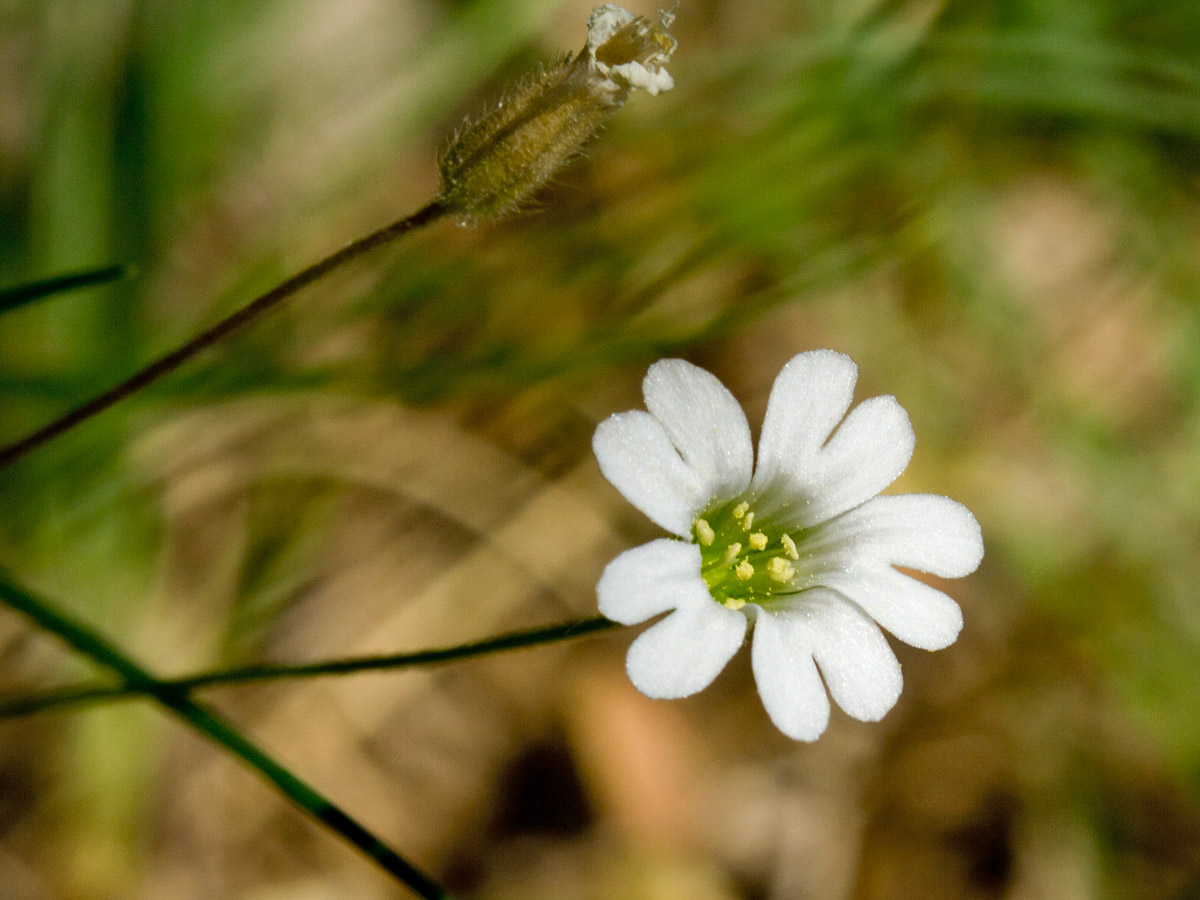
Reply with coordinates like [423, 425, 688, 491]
[438, 4, 677, 223]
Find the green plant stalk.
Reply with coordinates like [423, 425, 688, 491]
[0, 201, 448, 472]
[0, 615, 619, 719]
[0, 573, 452, 900]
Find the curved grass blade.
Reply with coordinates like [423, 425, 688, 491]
[0, 264, 137, 315]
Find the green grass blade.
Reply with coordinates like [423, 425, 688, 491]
[0, 264, 136, 315]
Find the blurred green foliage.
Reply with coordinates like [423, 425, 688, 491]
[3, 0, 1200, 897]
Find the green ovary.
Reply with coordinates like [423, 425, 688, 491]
[692, 500, 802, 610]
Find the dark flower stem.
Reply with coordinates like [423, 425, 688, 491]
[0, 264, 136, 314]
[0, 615, 619, 719]
[0, 200, 448, 472]
[0, 572, 453, 900]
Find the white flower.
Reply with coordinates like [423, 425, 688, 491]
[593, 350, 983, 741]
[582, 4, 677, 98]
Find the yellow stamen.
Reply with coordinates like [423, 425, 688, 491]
[748, 532, 767, 551]
[767, 557, 795, 583]
[732, 501, 749, 520]
[695, 518, 715, 546]
[723, 542, 743, 564]
[780, 533, 799, 560]
[725, 597, 746, 611]
[742, 511, 755, 530]
[735, 560, 755, 580]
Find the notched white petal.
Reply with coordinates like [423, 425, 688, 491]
[597, 539, 706, 625]
[626, 594, 747, 699]
[803, 591, 903, 722]
[753, 350, 858, 494]
[593, 410, 704, 537]
[643, 358, 753, 504]
[816, 494, 984, 577]
[823, 567, 964, 651]
[792, 394, 914, 528]
[751, 610, 831, 741]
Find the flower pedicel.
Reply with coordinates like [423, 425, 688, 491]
[593, 350, 983, 740]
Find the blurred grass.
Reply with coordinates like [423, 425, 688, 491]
[3, 0, 1200, 897]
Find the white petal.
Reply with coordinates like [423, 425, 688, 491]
[752, 350, 858, 496]
[611, 61, 674, 94]
[597, 539, 705, 625]
[798, 395, 914, 525]
[594, 410, 705, 537]
[586, 5, 636, 50]
[808, 494, 983, 577]
[642, 358, 753, 505]
[750, 609, 830, 741]
[822, 567, 964, 650]
[797, 590, 903, 722]
[625, 593, 747, 699]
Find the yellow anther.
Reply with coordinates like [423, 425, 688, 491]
[742, 511, 755, 530]
[748, 532, 768, 551]
[723, 542, 743, 564]
[780, 533, 800, 560]
[725, 597, 746, 611]
[767, 556, 796, 583]
[732, 501, 749, 520]
[695, 518, 715, 546]
[735, 560, 755, 580]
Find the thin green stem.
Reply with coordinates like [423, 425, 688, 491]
[0, 572, 452, 900]
[0, 616, 619, 719]
[0, 200, 448, 471]
[0, 264, 136, 314]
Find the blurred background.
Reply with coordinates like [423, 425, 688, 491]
[3, 0, 1200, 897]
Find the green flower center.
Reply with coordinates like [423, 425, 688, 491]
[692, 500, 803, 611]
